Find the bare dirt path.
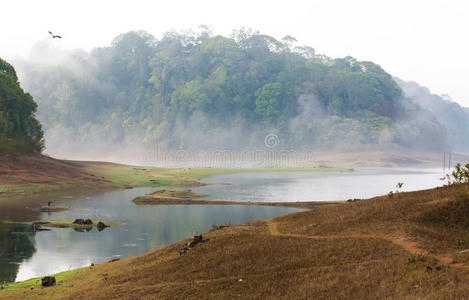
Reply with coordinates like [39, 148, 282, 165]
[267, 219, 378, 240]
[266, 220, 466, 268]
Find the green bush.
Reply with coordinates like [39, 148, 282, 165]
[443, 163, 469, 185]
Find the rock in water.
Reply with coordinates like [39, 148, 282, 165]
[97, 221, 109, 232]
[84, 219, 93, 225]
[32, 223, 51, 232]
[41, 276, 56, 287]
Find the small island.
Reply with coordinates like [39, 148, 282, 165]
[31, 219, 122, 230]
[132, 189, 340, 209]
[132, 189, 210, 205]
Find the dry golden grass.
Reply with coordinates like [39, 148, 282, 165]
[2, 184, 469, 299]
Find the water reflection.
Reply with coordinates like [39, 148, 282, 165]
[0, 224, 36, 284]
[1, 188, 299, 282]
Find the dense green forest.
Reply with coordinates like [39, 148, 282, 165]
[0, 58, 43, 154]
[14, 29, 457, 157]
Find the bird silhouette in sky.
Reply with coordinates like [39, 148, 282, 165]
[48, 31, 62, 39]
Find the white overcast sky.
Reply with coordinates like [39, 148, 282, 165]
[1, 0, 468, 106]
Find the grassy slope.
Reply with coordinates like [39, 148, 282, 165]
[0, 154, 349, 198]
[0, 155, 119, 196]
[3, 184, 469, 299]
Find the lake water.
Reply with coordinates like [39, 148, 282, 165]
[0, 167, 446, 283]
[194, 167, 446, 202]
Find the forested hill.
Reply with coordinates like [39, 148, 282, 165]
[13, 30, 459, 157]
[395, 78, 469, 151]
[0, 58, 43, 154]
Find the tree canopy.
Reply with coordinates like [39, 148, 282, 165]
[0, 58, 44, 154]
[14, 30, 451, 155]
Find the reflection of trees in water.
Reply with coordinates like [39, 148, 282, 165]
[0, 224, 36, 283]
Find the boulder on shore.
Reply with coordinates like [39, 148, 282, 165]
[181, 234, 207, 253]
[41, 276, 56, 287]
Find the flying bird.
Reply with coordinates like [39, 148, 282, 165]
[48, 31, 62, 39]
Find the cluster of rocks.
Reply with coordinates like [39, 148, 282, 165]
[179, 234, 207, 255]
[73, 219, 93, 225]
[72, 219, 109, 231]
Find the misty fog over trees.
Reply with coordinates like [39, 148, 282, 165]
[11, 29, 469, 157]
[395, 78, 469, 150]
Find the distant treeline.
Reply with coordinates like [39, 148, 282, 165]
[394, 78, 469, 151]
[14, 29, 467, 155]
[0, 58, 43, 154]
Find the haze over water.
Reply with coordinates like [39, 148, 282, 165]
[195, 167, 445, 202]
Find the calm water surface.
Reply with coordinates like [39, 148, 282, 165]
[194, 167, 445, 202]
[0, 167, 446, 283]
[0, 188, 299, 283]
